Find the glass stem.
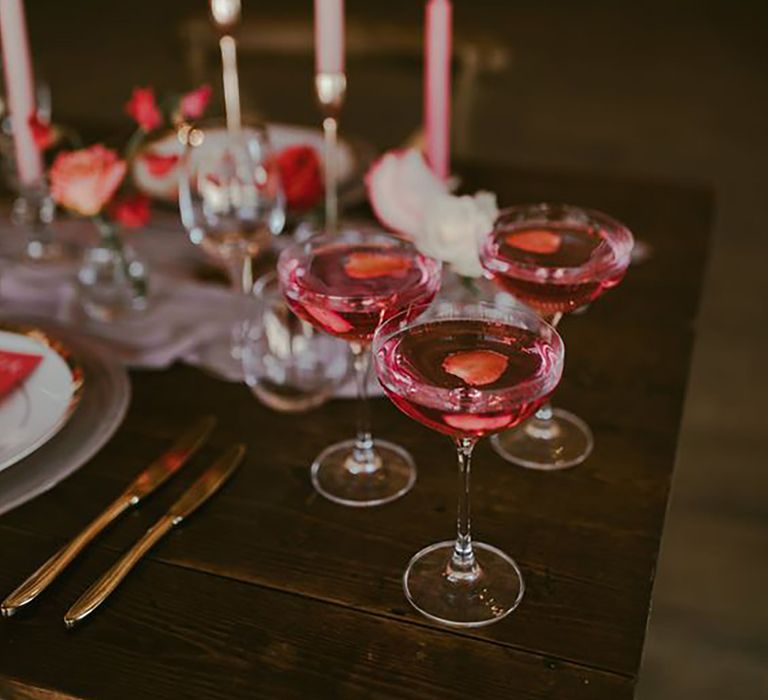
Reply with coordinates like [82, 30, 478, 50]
[528, 311, 562, 435]
[348, 341, 378, 474]
[545, 312, 563, 329]
[228, 255, 254, 359]
[228, 255, 253, 295]
[448, 437, 480, 581]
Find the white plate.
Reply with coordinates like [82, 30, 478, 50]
[132, 122, 360, 203]
[0, 330, 79, 472]
[0, 320, 130, 516]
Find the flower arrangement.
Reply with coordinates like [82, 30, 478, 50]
[365, 148, 498, 278]
[46, 84, 212, 231]
[40, 84, 212, 318]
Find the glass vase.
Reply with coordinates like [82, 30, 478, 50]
[76, 220, 150, 322]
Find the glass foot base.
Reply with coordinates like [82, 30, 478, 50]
[404, 541, 524, 628]
[491, 408, 593, 470]
[311, 439, 416, 507]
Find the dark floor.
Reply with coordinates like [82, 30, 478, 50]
[20, 1, 768, 697]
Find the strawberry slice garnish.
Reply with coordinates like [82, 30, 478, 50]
[442, 350, 508, 387]
[344, 252, 412, 280]
[444, 413, 513, 433]
[302, 302, 353, 334]
[505, 229, 561, 254]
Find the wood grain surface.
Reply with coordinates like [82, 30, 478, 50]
[0, 163, 712, 699]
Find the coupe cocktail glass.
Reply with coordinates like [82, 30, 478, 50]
[480, 203, 633, 469]
[373, 301, 564, 626]
[278, 226, 441, 507]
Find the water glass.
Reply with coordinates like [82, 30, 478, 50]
[243, 272, 349, 412]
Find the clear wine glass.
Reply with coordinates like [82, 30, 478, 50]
[277, 225, 442, 507]
[373, 301, 564, 626]
[178, 118, 285, 378]
[242, 271, 351, 412]
[480, 203, 634, 469]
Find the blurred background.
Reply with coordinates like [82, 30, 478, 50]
[19, 0, 768, 696]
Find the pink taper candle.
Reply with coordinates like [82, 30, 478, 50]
[424, 0, 452, 181]
[314, 0, 345, 75]
[0, 0, 43, 186]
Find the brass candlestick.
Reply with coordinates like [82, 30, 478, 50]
[210, 0, 242, 133]
[315, 72, 346, 235]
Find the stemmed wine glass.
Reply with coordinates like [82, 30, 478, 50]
[178, 118, 286, 377]
[480, 203, 634, 469]
[277, 226, 442, 507]
[373, 301, 564, 626]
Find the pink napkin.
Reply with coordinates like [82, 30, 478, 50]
[0, 350, 42, 400]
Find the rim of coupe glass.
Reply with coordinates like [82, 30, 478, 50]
[372, 301, 565, 407]
[481, 203, 635, 284]
[276, 232, 442, 305]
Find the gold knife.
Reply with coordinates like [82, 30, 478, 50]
[64, 443, 245, 628]
[1, 415, 217, 618]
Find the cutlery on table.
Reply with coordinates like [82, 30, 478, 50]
[1, 415, 217, 618]
[64, 443, 245, 628]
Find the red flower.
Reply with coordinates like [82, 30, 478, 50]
[275, 145, 323, 212]
[109, 193, 151, 228]
[179, 84, 212, 120]
[28, 113, 55, 150]
[141, 151, 179, 177]
[125, 87, 162, 132]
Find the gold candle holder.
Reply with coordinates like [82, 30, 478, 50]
[210, 0, 242, 133]
[315, 72, 347, 235]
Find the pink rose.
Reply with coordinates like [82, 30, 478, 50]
[365, 148, 449, 237]
[125, 87, 162, 132]
[109, 193, 151, 228]
[50, 145, 127, 216]
[179, 84, 212, 120]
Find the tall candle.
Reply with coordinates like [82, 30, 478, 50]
[314, 0, 345, 75]
[0, 0, 43, 186]
[424, 0, 452, 181]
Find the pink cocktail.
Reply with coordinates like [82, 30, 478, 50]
[281, 242, 438, 342]
[278, 227, 441, 507]
[480, 203, 634, 470]
[374, 301, 564, 627]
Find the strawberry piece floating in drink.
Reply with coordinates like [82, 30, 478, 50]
[344, 252, 413, 280]
[302, 303, 353, 334]
[443, 413, 514, 433]
[442, 350, 508, 387]
[505, 229, 562, 255]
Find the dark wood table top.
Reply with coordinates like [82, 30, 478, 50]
[0, 162, 712, 700]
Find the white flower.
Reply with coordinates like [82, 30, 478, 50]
[416, 191, 499, 278]
[364, 148, 449, 237]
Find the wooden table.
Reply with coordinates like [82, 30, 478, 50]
[0, 163, 711, 699]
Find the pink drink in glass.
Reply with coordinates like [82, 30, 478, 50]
[377, 319, 558, 438]
[280, 242, 440, 342]
[481, 217, 632, 316]
[373, 302, 563, 627]
[277, 229, 441, 508]
[479, 203, 634, 471]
